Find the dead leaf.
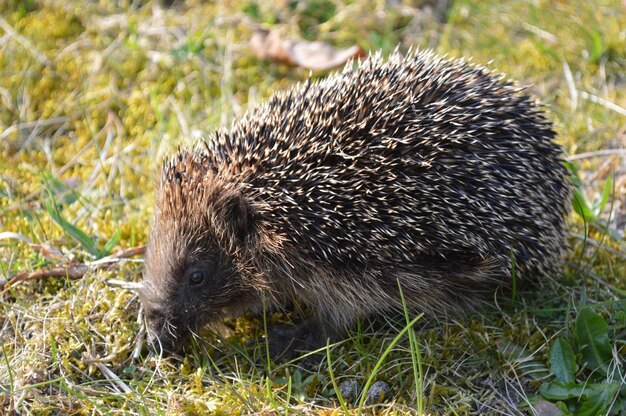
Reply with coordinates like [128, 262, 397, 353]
[250, 29, 364, 71]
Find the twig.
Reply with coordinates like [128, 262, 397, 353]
[569, 232, 626, 260]
[90, 246, 146, 266]
[2, 265, 89, 289]
[568, 148, 626, 161]
[107, 279, 143, 290]
[580, 91, 626, 117]
[1, 246, 145, 292]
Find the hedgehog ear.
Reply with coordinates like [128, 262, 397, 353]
[223, 193, 255, 242]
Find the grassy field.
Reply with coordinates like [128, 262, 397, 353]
[1, 0, 625, 414]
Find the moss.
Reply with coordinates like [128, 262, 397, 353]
[13, 6, 84, 43]
[1, 0, 624, 414]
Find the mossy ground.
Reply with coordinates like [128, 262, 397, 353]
[1, 0, 625, 414]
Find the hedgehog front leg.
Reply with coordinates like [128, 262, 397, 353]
[262, 315, 347, 362]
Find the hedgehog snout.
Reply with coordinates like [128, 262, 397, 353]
[144, 307, 188, 355]
[146, 327, 186, 356]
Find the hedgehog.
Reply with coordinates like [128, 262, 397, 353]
[139, 50, 570, 354]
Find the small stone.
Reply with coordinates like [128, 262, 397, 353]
[365, 381, 391, 404]
[337, 379, 359, 402]
[533, 400, 564, 416]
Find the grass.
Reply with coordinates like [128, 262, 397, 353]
[1, 0, 625, 414]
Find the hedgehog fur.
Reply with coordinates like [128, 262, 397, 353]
[140, 50, 570, 353]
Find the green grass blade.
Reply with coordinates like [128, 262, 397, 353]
[398, 280, 423, 413]
[326, 340, 351, 415]
[357, 313, 423, 412]
[102, 228, 121, 256]
[1, 339, 14, 396]
[593, 176, 612, 217]
[45, 200, 101, 258]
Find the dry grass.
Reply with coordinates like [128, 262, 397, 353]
[1, 0, 625, 414]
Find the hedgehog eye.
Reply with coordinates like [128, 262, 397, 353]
[189, 270, 204, 286]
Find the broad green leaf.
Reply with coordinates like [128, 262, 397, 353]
[540, 381, 586, 400]
[618, 396, 626, 415]
[577, 383, 619, 416]
[548, 338, 577, 383]
[572, 189, 596, 222]
[578, 395, 606, 416]
[46, 201, 101, 258]
[539, 381, 610, 401]
[575, 307, 611, 374]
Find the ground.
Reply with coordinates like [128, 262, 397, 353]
[0, 0, 625, 415]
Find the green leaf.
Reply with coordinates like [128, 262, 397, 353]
[593, 177, 612, 217]
[102, 228, 121, 257]
[549, 338, 577, 383]
[578, 383, 619, 416]
[572, 188, 596, 222]
[42, 173, 79, 206]
[587, 30, 607, 64]
[242, 2, 260, 18]
[46, 201, 101, 258]
[575, 307, 612, 374]
[540, 381, 586, 400]
[578, 394, 606, 416]
[539, 381, 613, 402]
[563, 161, 582, 187]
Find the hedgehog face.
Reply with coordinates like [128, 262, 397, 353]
[140, 171, 260, 354]
[141, 239, 244, 354]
